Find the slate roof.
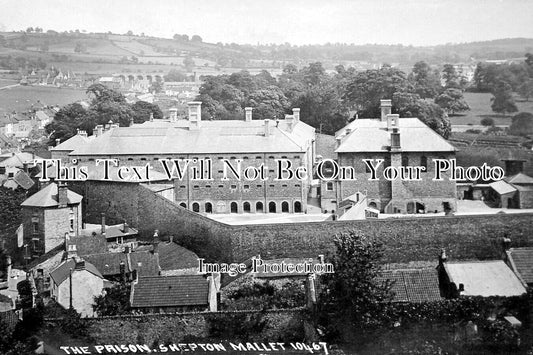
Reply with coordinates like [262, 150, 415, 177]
[69, 234, 108, 256]
[0, 152, 43, 168]
[505, 173, 533, 185]
[335, 118, 456, 153]
[489, 180, 517, 195]
[506, 248, 533, 285]
[136, 241, 198, 271]
[377, 268, 442, 303]
[50, 134, 94, 152]
[315, 133, 337, 160]
[444, 260, 527, 297]
[70, 119, 314, 156]
[49, 258, 103, 286]
[21, 183, 83, 207]
[13, 170, 34, 190]
[131, 275, 209, 308]
[80, 223, 138, 240]
[84, 251, 160, 277]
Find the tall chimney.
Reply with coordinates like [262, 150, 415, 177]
[380, 99, 392, 121]
[244, 107, 253, 122]
[187, 101, 202, 130]
[386, 114, 400, 131]
[55, 138, 61, 146]
[285, 114, 294, 130]
[123, 220, 129, 233]
[57, 182, 68, 207]
[264, 119, 270, 137]
[95, 125, 104, 137]
[292, 108, 300, 123]
[169, 108, 178, 122]
[149, 112, 154, 122]
[152, 230, 160, 254]
[101, 213, 106, 236]
[391, 128, 401, 151]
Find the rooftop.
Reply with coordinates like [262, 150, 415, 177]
[505, 173, 533, 185]
[21, 183, 83, 208]
[506, 248, 533, 285]
[50, 258, 102, 285]
[131, 275, 209, 308]
[377, 268, 442, 303]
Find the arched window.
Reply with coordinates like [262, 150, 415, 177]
[368, 201, 377, 209]
[294, 201, 302, 213]
[179, 202, 187, 208]
[243, 202, 251, 213]
[230, 202, 238, 213]
[268, 202, 276, 213]
[205, 202, 213, 213]
[420, 156, 428, 169]
[281, 201, 289, 212]
[192, 202, 200, 212]
[256, 202, 264, 213]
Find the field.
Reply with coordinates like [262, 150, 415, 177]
[450, 92, 533, 126]
[0, 85, 89, 111]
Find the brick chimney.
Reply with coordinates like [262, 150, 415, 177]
[57, 182, 68, 207]
[390, 128, 401, 151]
[55, 138, 61, 147]
[187, 101, 202, 130]
[380, 99, 392, 121]
[152, 230, 160, 254]
[94, 125, 104, 137]
[67, 244, 77, 259]
[149, 112, 154, 122]
[100, 213, 106, 236]
[77, 129, 87, 138]
[386, 114, 400, 131]
[122, 220, 129, 233]
[264, 119, 270, 137]
[244, 107, 253, 122]
[285, 114, 294, 130]
[292, 108, 300, 123]
[169, 108, 178, 122]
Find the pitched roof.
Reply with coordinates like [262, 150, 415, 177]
[489, 180, 517, 195]
[49, 258, 103, 285]
[136, 241, 199, 271]
[443, 260, 527, 297]
[50, 134, 94, 151]
[336, 118, 456, 153]
[80, 223, 138, 240]
[13, 170, 35, 190]
[131, 275, 209, 308]
[69, 234, 108, 256]
[21, 183, 82, 207]
[70, 120, 314, 156]
[84, 251, 160, 277]
[377, 268, 442, 303]
[506, 248, 533, 284]
[0, 152, 43, 168]
[505, 173, 533, 185]
[315, 133, 337, 160]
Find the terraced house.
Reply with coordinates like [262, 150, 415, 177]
[69, 102, 316, 214]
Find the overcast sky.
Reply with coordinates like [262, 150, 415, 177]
[1, 0, 532, 46]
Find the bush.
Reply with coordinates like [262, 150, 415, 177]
[509, 112, 533, 137]
[480, 117, 494, 126]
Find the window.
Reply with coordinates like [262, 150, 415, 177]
[268, 202, 276, 213]
[269, 184, 275, 188]
[193, 185, 199, 190]
[218, 185, 223, 188]
[268, 156, 275, 159]
[179, 203, 187, 208]
[281, 156, 287, 159]
[206, 185, 211, 188]
[205, 202, 213, 213]
[230, 202, 238, 213]
[180, 185, 186, 189]
[244, 185, 249, 189]
[256, 202, 264, 212]
[420, 156, 428, 169]
[256, 156, 262, 159]
[281, 201, 289, 212]
[243, 156, 248, 160]
[243, 202, 251, 213]
[326, 182, 333, 191]
[231, 184, 237, 189]
[402, 155, 409, 167]
[192, 203, 200, 212]
[295, 184, 301, 187]
[294, 201, 302, 213]
[257, 185, 262, 188]
[282, 184, 287, 188]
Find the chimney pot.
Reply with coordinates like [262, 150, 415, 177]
[380, 99, 392, 121]
[387, 114, 400, 131]
[264, 119, 271, 137]
[245, 107, 253, 122]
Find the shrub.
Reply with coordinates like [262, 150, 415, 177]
[480, 117, 494, 126]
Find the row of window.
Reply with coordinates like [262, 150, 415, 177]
[184, 183, 301, 189]
[83, 155, 301, 162]
[180, 200, 303, 213]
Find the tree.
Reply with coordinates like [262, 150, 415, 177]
[491, 81, 518, 115]
[149, 76, 163, 93]
[318, 231, 391, 336]
[74, 41, 86, 53]
[409, 61, 441, 99]
[164, 69, 187, 82]
[0, 187, 26, 232]
[45, 103, 88, 144]
[93, 283, 131, 316]
[509, 112, 533, 136]
[131, 101, 164, 123]
[191, 35, 203, 43]
[247, 86, 290, 121]
[442, 64, 460, 89]
[518, 79, 533, 101]
[434, 88, 470, 115]
[480, 117, 494, 126]
[183, 55, 195, 72]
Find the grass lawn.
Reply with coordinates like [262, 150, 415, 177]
[0, 85, 88, 111]
[450, 92, 533, 126]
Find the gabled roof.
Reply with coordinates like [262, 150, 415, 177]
[50, 134, 94, 151]
[70, 119, 314, 156]
[489, 180, 517, 195]
[80, 223, 138, 240]
[506, 248, 533, 284]
[0, 152, 43, 168]
[84, 251, 160, 277]
[21, 183, 82, 207]
[131, 275, 209, 308]
[69, 234, 108, 256]
[136, 241, 198, 271]
[50, 258, 103, 285]
[377, 268, 442, 303]
[336, 118, 455, 153]
[505, 173, 533, 185]
[443, 260, 527, 297]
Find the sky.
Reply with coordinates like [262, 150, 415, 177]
[1, 0, 533, 46]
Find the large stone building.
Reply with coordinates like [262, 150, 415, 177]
[326, 99, 457, 214]
[69, 102, 316, 214]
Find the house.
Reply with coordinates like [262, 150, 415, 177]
[69, 102, 316, 214]
[136, 237, 199, 275]
[21, 183, 83, 256]
[130, 274, 218, 313]
[49, 257, 105, 317]
[331, 99, 457, 214]
[377, 268, 442, 303]
[49, 129, 95, 163]
[505, 247, 533, 287]
[83, 248, 160, 281]
[488, 173, 533, 209]
[438, 259, 527, 298]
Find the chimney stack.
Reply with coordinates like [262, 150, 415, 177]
[244, 107, 253, 122]
[78, 130, 87, 138]
[292, 108, 300, 123]
[55, 138, 61, 147]
[123, 221, 129, 233]
[380, 99, 392, 122]
[264, 119, 270, 137]
[152, 230, 160, 254]
[285, 114, 294, 130]
[187, 101, 202, 130]
[101, 213, 106, 236]
[149, 112, 154, 122]
[67, 244, 77, 259]
[57, 182, 68, 207]
[169, 108, 178, 122]
[95, 125, 104, 137]
[386, 114, 400, 131]
[391, 128, 401, 151]
[129, 117, 134, 127]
